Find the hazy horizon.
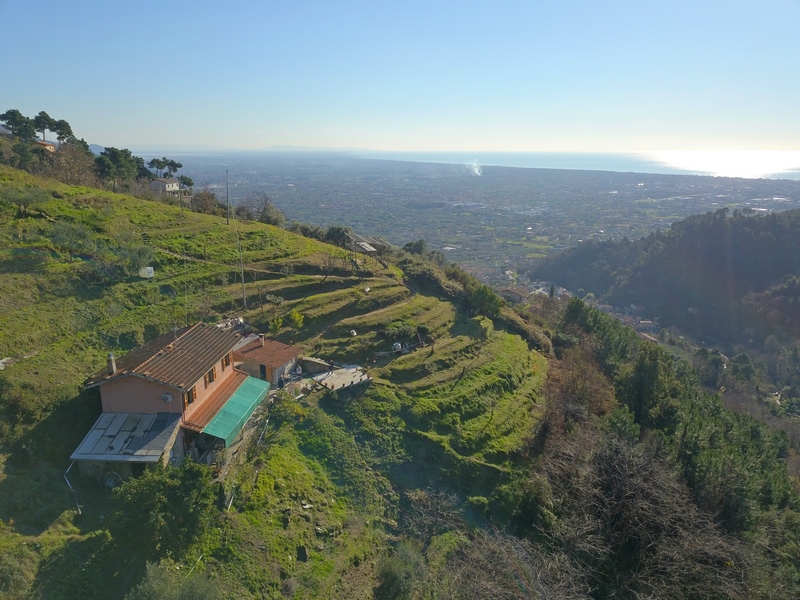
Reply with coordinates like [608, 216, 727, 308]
[125, 147, 800, 180]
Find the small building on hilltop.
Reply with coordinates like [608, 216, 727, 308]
[234, 334, 302, 387]
[71, 323, 270, 479]
[33, 140, 56, 153]
[148, 178, 180, 195]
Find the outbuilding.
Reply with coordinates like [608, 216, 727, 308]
[234, 334, 302, 386]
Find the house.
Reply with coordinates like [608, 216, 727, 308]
[498, 286, 528, 304]
[233, 334, 302, 387]
[70, 323, 270, 478]
[33, 140, 56, 153]
[149, 178, 180, 195]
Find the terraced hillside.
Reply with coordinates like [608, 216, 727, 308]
[0, 166, 547, 598]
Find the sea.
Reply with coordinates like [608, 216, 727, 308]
[355, 150, 800, 181]
[134, 147, 800, 181]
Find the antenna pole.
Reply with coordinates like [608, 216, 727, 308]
[226, 170, 230, 225]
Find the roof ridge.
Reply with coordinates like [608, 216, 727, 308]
[135, 323, 201, 373]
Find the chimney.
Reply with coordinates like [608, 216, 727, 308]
[259, 333, 265, 346]
[107, 353, 117, 375]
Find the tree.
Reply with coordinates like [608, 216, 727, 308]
[147, 157, 167, 177]
[190, 190, 222, 215]
[269, 316, 283, 335]
[287, 221, 326, 241]
[52, 119, 74, 145]
[3, 186, 50, 217]
[50, 221, 95, 255]
[287, 308, 304, 330]
[119, 244, 154, 275]
[97, 147, 139, 191]
[466, 283, 503, 318]
[325, 225, 352, 248]
[9, 141, 34, 170]
[107, 462, 217, 560]
[250, 193, 285, 227]
[164, 159, 183, 178]
[269, 390, 308, 427]
[178, 175, 194, 191]
[0, 109, 36, 141]
[33, 111, 56, 141]
[402, 239, 427, 255]
[134, 156, 153, 181]
[235, 204, 255, 220]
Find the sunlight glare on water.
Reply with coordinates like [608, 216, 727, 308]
[646, 151, 800, 179]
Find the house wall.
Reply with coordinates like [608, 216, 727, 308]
[238, 360, 262, 380]
[100, 377, 183, 414]
[183, 354, 239, 421]
[163, 427, 185, 467]
[239, 358, 296, 385]
[101, 352, 238, 419]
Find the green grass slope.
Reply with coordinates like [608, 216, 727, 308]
[0, 166, 547, 598]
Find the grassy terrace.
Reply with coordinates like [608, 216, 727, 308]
[0, 166, 548, 598]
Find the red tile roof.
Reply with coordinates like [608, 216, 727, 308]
[183, 370, 249, 432]
[86, 323, 243, 391]
[234, 337, 301, 368]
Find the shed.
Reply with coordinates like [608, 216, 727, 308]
[234, 334, 302, 386]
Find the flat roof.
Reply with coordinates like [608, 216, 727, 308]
[70, 412, 181, 463]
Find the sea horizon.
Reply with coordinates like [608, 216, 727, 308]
[355, 150, 800, 181]
[132, 148, 800, 181]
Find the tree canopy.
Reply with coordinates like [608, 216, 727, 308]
[1, 109, 36, 141]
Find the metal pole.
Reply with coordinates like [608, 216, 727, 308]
[64, 461, 82, 515]
[226, 170, 230, 225]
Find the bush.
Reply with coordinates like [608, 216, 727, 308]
[107, 462, 218, 560]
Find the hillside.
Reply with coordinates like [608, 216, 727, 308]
[0, 166, 546, 598]
[3, 167, 800, 599]
[531, 207, 800, 345]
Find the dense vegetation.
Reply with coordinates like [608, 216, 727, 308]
[2, 166, 800, 598]
[532, 207, 800, 344]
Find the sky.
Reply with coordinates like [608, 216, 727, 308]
[2, 0, 800, 154]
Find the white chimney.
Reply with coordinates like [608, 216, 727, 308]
[107, 353, 117, 375]
[259, 333, 265, 346]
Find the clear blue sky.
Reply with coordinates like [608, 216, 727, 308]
[2, 0, 799, 152]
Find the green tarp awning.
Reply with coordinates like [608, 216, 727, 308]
[203, 377, 270, 447]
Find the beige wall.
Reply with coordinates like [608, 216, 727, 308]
[100, 377, 182, 414]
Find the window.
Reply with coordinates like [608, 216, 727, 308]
[222, 352, 231, 371]
[185, 386, 196, 405]
[205, 367, 216, 388]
